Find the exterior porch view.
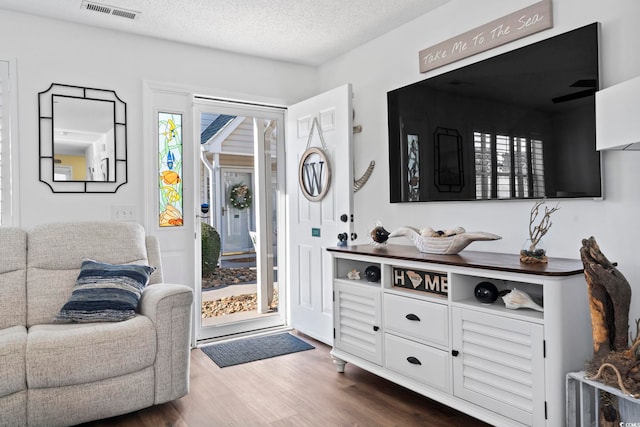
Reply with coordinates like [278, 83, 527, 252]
[200, 254, 279, 327]
[199, 111, 282, 335]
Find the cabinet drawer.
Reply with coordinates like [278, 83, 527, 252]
[385, 333, 451, 393]
[384, 293, 448, 346]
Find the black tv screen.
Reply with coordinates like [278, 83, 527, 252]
[387, 23, 601, 202]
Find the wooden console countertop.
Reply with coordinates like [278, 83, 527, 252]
[327, 244, 585, 277]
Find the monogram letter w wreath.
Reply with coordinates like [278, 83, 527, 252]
[298, 117, 331, 202]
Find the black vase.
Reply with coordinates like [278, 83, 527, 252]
[364, 265, 381, 282]
[474, 281, 499, 304]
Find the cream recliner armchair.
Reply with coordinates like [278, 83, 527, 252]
[0, 222, 193, 427]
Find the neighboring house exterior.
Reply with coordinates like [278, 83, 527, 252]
[200, 114, 277, 257]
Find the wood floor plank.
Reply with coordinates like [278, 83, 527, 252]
[79, 333, 491, 427]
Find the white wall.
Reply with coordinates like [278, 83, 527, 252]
[0, 10, 317, 227]
[318, 0, 640, 319]
[4, 1, 640, 324]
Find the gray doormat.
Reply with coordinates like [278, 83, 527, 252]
[201, 332, 315, 368]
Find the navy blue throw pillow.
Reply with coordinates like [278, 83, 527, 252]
[54, 259, 155, 323]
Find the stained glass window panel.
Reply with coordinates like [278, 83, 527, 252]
[158, 112, 183, 227]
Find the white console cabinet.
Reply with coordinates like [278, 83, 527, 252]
[328, 245, 593, 427]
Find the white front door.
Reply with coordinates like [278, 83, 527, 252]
[221, 169, 254, 255]
[286, 84, 354, 344]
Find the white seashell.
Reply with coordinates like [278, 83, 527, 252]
[388, 226, 501, 255]
[420, 227, 438, 237]
[501, 288, 543, 312]
[347, 269, 361, 280]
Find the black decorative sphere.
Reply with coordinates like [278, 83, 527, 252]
[364, 265, 381, 282]
[474, 281, 499, 304]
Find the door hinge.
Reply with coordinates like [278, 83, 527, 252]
[333, 328, 336, 339]
[544, 401, 548, 419]
[332, 291, 335, 302]
[543, 340, 546, 358]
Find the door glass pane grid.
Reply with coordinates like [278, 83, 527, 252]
[475, 131, 545, 200]
[514, 136, 528, 198]
[496, 135, 511, 198]
[531, 138, 545, 197]
[474, 132, 491, 200]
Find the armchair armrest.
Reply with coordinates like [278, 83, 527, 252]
[139, 283, 193, 404]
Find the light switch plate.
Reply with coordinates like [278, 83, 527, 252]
[111, 205, 136, 221]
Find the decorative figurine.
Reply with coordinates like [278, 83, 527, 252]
[387, 226, 501, 255]
[370, 222, 390, 246]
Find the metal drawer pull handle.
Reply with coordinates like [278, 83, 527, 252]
[407, 356, 422, 365]
[405, 313, 420, 321]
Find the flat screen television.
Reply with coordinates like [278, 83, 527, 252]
[387, 22, 601, 203]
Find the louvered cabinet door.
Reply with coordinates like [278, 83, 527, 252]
[333, 281, 382, 365]
[452, 307, 546, 427]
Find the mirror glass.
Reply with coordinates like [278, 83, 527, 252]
[38, 83, 127, 193]
[53, 96, 115, 181]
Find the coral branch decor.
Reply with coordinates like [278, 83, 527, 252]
[158, 113, 183, 227]
[520, 199, 559, 263]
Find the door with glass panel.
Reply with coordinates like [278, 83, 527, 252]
[195, 99, 285, 341]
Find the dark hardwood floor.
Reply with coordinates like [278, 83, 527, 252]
[81, 332, 491, 427]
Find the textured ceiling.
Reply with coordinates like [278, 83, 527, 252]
[0, 0, 449, 65]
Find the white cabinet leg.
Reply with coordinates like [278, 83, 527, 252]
[332, 355, 346, 373]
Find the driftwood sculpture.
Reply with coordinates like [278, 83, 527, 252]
[580, 236, 631, 362]
[580, 236, 640, 399]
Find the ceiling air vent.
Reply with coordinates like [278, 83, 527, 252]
[80, 1, 140, 20]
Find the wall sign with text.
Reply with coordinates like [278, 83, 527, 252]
[392, 267, 448, 296]
[419, 0, 552, 73]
